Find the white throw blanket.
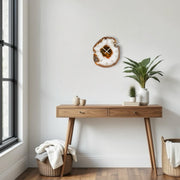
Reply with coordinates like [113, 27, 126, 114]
[166, 141, 180, 167]
[35, 140, 77, 169]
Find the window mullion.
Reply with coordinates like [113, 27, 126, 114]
[8, 0, 13, 138]
[12, 0, 18, 138]
[0, 0, 3, 145]
[0, 0, 18, 150]
[0, 40, 15, 48]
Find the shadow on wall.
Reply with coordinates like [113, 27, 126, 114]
[160, 107, 180, 137]
[72, 109, 180, 167]
[74, 117, 145, 148]
[151, 103, 180, 158]
[151, 62, 180, 144]
[152, 107, 180, 166]
[159, 63, 180, 96]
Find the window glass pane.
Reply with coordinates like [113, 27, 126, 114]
[2, 46, 12, 78]
[2, 0, 10, 44]
[2, 81, 13, 140]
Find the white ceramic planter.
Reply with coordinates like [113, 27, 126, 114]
[129, 97, 136, 102]
[138, 88, 149, 105]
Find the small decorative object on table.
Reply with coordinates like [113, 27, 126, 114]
[129, 86, 136, 102]
[124, 86, 139, 106]
[73, 96, 80, 106]
[123, 101, 140, 106]
[80, 99, 86, 106]
[123, 55, 163, 105]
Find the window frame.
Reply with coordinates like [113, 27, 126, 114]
[0, 0, 18, 152]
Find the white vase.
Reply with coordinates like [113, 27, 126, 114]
[73, 96, 80, 106]
[138, 88, 149, 106]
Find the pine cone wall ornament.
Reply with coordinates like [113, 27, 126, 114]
[93, 37, 120, 67]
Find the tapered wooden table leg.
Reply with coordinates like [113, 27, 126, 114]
[144, 118, 157, 176]
[60, 118, 75, 177]
[144, 119, 153, 169]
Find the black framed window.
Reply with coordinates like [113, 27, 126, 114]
[0, 0, 18, 152]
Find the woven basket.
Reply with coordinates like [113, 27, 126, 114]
[162, 136, 180, 177]
[37, 154, 72, 177]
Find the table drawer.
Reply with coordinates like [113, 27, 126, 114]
[109, 107, 162, 117]
[57, 108, 108, 118]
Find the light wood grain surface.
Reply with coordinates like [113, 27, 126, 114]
[57, 108, 108, 118]
[57, 104, 161, 109]
[16, 168, 180, 180]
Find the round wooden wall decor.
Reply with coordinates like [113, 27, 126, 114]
[93, 37, 120, 67]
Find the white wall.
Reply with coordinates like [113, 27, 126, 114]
[29, 0, 180, 168]
[0, 0, 28, 179]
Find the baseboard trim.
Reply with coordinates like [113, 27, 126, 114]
[73, 154, 151, 168]
[29, 153, 162, 168]
[0, 156, 28, 180]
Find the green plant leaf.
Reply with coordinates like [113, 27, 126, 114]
[137, 66, 147, 77]
[132, 69, 140, 76]
[123, 55, 163, 88]
[142, 66, 148, 74]
[153, 55, 161, 61]
[145, 75, 150, 81]
[147, 55, 161, 69]
[140, 58, 150, 67]
[151, 76, 160, 82]
[124, 57, 139, 66]
[123, 61, 137, 68]
[123, 70, 133, 73]
[149, 71, 163, 76]
[148, 60, 163, 73]
[124, 66, 132, 69]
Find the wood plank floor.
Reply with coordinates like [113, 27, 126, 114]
[16, 168, 180, 180]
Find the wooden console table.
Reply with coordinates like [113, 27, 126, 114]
[56, 104, 162, 177]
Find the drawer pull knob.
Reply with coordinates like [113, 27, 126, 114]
[79, 111, 85, 114]
[133, 111, 137, 115]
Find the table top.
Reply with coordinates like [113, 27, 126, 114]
[56, 104, 162, 109]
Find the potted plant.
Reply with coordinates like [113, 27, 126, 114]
[129, 86, 136, 102]
[123, 55, 163, 105]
